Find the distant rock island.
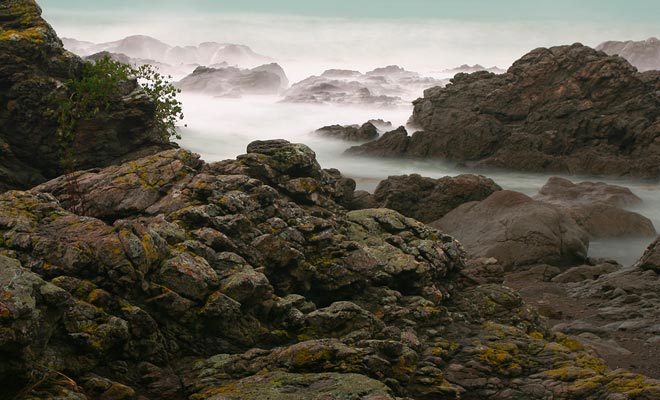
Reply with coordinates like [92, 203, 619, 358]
[283, 65, 448, 106]
[442, 64, 506, 74]
[175, 63, 289, 96]
[63, 35, 273, 79]
[597, 37, 660, 71]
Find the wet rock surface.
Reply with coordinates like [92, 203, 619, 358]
[0, 0, 171, 192]
[2, 140, 660, 399]
[348, 44, 660, 178]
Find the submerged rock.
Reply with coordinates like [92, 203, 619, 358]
[348, 44, 660, 178]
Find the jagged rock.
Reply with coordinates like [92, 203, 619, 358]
[534, 177, 656, 238]
[0, 0, 170, 192]
[175, 63, 288, 96]
[365, 173, 501, 223]
[637, 236, 660, 272]
[597, 37, 660, 72]
[315, 122, 379, 142]
[433, 190, 589, 268]
[283, 65, 447, 105]
[345, 126, 411, 157]
[348, 44, 660, 178]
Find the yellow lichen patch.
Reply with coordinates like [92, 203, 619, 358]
[606, 373, 658, 395]
[0, 26, 46, 44]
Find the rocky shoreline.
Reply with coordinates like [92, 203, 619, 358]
[2, 1, 660, 399]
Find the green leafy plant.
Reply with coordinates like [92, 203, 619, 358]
[56, 55, 184, 148]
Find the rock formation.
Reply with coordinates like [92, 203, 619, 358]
[433, 190, 590, 268]
[348, 44, 660, 179]
[175, 63, 289, 96]
[314, 122, 379, 142]
[283, 66, 447, 105]
[0, 0, 170, 193]
[534, 177, 656, 238]
[2, 140, 660, 399]
[358, 173, 501, 223]
[597, 37, 660, 72]
[63, 35, 272, 68]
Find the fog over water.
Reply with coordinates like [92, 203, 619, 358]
[41, 5, 660, 265]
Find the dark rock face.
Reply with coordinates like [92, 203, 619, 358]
[3, 141, 659, 399]
[0, 0, 169, 192]
[597, 37, 660, 72]
[175, 63, 288, 96]
[345, 126, 411, 157]
[283, 65, 447, 105]
[534, 177, 656, 238]
[349, 44, 660, 179]
[433, 190, 590, 268]
[366, 173, 502, 223]
[315, 122, 379, 142]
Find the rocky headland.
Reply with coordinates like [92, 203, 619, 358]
[347, 44, 660, 179]
[2, 2, 660, 399]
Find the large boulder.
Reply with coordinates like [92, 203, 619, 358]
[348, 44, 660, 178]
[534, 177, 656, 238]
[362, 173, 501, 223]
[0, 0, 170, 192]
[432, 190, 590, 268]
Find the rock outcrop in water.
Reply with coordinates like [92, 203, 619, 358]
[348, 44, 660, 179]
[432, 190, 590, 268]
[0, 0, 170, 193]
[597, 37, 660, 72]
[534, 177, 656, 239]
[356, 174, 502, 223]
[3, 140, 660, 399]
[175, 63, 289, 96]
[283, 66, 447, 105]
[314, 122, 380, 142]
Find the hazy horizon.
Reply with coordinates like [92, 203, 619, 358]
[40, 1, 659, 79]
